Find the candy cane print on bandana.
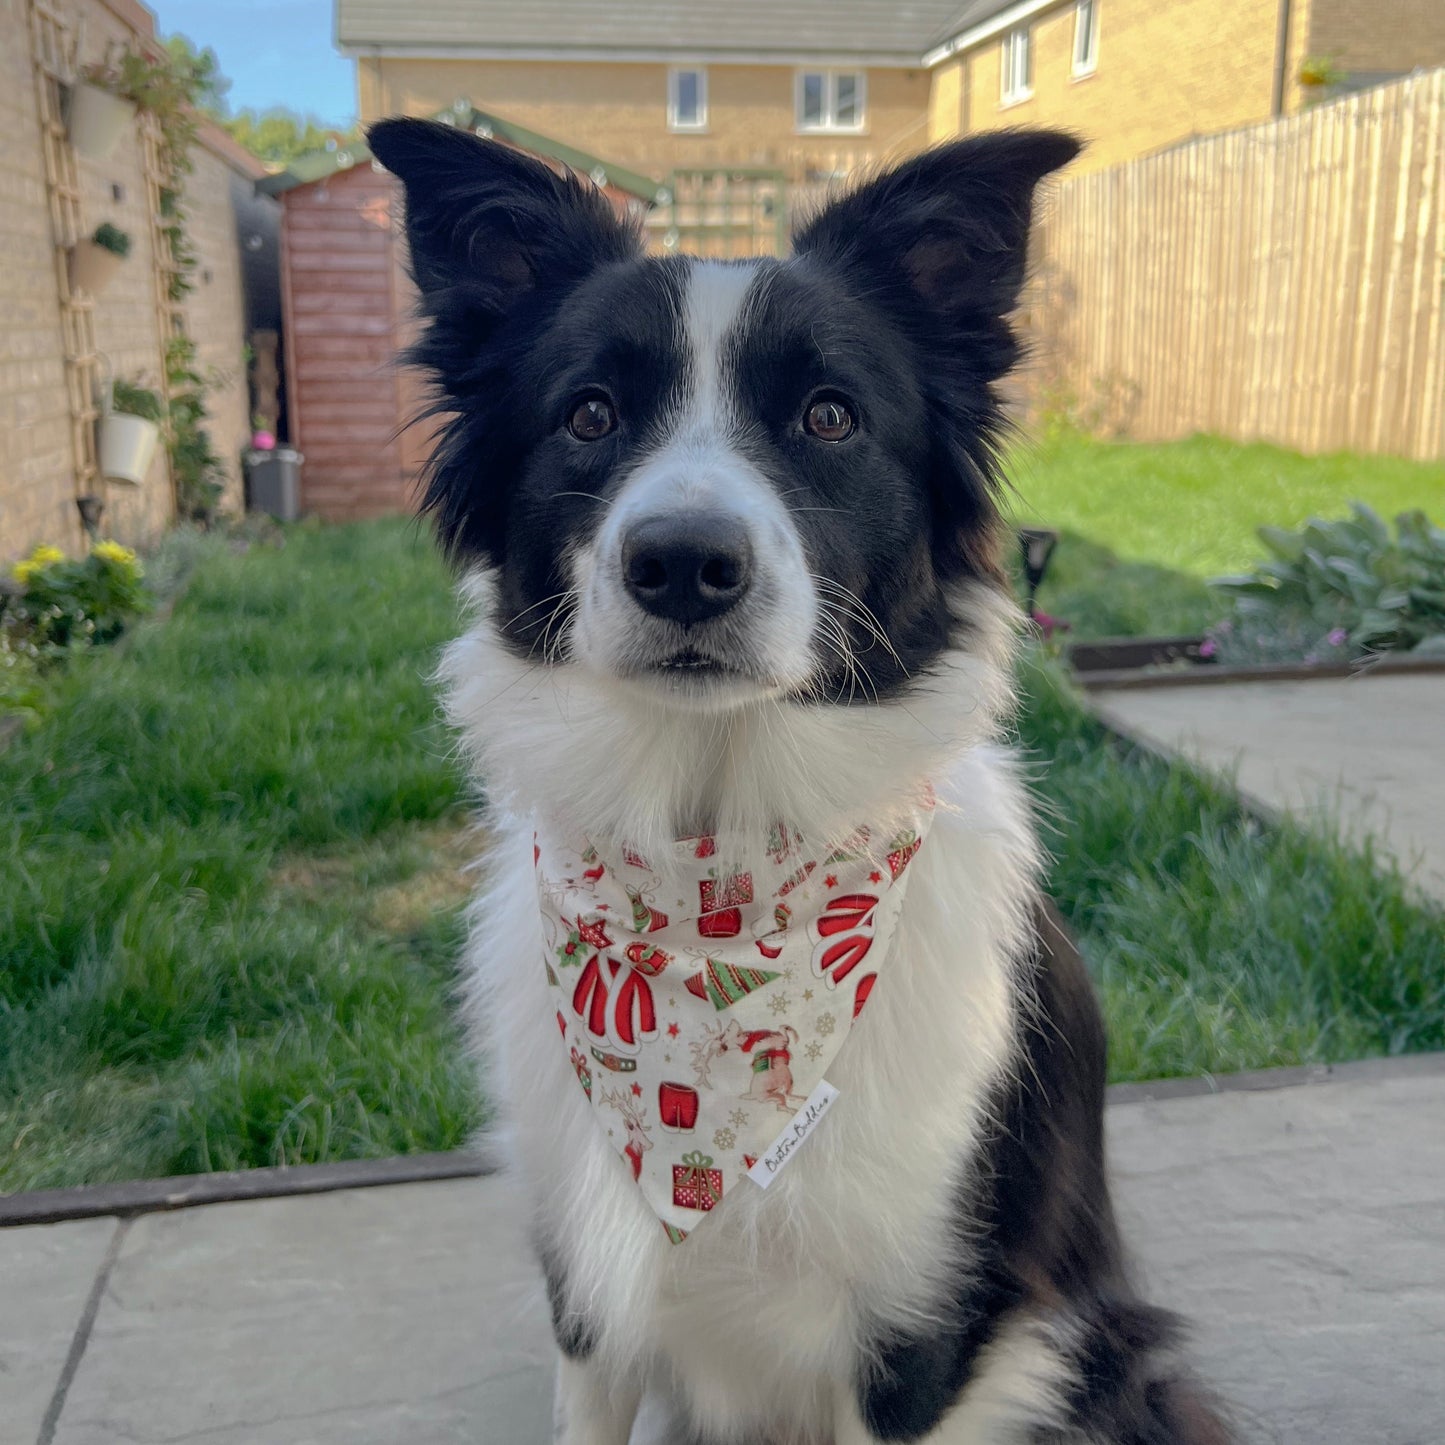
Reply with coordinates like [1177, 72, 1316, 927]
[535, 799, 934, 1242]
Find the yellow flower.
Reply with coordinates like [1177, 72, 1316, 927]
[92, 540, 137, 567]
[11, 544, 65, 586]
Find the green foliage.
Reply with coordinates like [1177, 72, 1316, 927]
[1017, 648, 1445, 1079]
[3, 541, 150, 653]
[220, 107, 361, 167]
[1299, 55, 1346, 89]
[90, 221, 131, 257]
[110, 376, 165, 422]
[0, 521, 477, 1190]
[88, 40, 227, 521]
[1212, 504, 1445, 659]
[164, 337, 226, 522]
[1004, 433, 1445, 640]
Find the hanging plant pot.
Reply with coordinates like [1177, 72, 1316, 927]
[67, 239, 125, 296]
[99, 412, 160, 486]
[66, 82, 136, 161]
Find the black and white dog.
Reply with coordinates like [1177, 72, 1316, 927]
[369, 118, 1229, 1445]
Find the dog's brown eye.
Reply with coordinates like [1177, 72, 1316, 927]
[804, 397, 856, 442]
[568, 396, 617, 441]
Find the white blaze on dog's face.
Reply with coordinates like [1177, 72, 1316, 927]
[568, 262, 819, 705]
[369, 121, 1078, 715]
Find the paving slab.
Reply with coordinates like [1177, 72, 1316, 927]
[1091, 672, 1445, 904]
[15, 1064, 1445, 1445]
[47, 1177, 552, 1445]
[0, 1217, 118, 1445]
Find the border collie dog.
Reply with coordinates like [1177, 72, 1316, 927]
[369, 119, 1229, 1445]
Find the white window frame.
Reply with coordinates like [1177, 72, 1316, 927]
[794, 68, 868, 134]
[1072, 0, 1099, 78]
[667, 66, 708, 132]
[1000, 26, 1033, 106]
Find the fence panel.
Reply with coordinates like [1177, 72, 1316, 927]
[1031, 68, 1445, 460]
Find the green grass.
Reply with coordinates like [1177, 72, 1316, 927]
[0, 520, 480, 1192]
[1005, 432, 1445, 638]
[1018, 651, 1444, 1078]
[2, 512, 1440, 1191]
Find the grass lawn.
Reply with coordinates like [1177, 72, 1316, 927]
[2, 511, 1440, 1190]
[0, 521, 479, 1192]
[1005, 432, 1445, 638]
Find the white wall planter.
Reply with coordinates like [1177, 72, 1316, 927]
[99, 413, 160, 487]
[67, 240, 125, 297]
[66, 82, 136, 161]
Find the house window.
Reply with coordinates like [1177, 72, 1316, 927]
[669, 67, 708, 131]
[796, 70, 867, 133]
[1073, 0, 1099, 77]
[1000, 27, 1033, 105]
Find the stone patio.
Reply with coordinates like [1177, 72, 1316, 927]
[4, 1057, 1443, 1445]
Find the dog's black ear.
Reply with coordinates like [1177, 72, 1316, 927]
[368, 117, 641, 335]
[794, 130, 1079, 338]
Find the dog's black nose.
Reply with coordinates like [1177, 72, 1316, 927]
[622, 514, 754, 625]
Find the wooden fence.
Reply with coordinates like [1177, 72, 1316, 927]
[1030, 67, 1445, 461]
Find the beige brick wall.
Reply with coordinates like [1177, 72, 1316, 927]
[1305, 0, 1445, 79]
[935, 0, 1308, 172]
[0, 0, 83, 558]
[1, 0, 256, 563]
[359, 57, 932, 180]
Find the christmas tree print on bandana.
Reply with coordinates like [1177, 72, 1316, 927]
[535, 798, 934, 1242]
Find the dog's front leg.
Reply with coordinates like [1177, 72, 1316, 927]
[553, 1355, 642, 1445]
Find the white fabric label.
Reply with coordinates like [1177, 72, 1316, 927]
[746, 1079, 841, 1189]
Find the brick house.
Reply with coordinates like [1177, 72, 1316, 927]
[1, 0, 267, 561]
[926, 0, 1445, 170]
[338, 0, 1445, 180]
[337, 0, 961, 183]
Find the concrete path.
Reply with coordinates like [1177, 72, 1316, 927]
[1091, 672, 1445, 904]
[3, 1059, 1443, 1445]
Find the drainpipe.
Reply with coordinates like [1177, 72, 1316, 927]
[1271, 0, 1294, 116]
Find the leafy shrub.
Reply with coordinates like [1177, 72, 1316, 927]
[4, 540, 151, 653]
[111, 378, 165, 422]
[1210, 504, 1445, 662]
[91, 222, 131, 257]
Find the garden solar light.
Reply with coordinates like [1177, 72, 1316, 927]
[1018, 527, 1059, 612]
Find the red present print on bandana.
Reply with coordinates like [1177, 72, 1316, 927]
[691, 835, 717, 859]
[576, 915, 613, 949]
[698, 872, 752, 938]
[672, 1151, 723, 1211]
[810, 893, 879, 988]
[886, 832, 922, 881]
[624, 941, 672, 977]
[572, 953, 658, 1054]
[623, 846, 651, 869]
[658, 1081, 700, 1132]
[852, 972, 878, 1019]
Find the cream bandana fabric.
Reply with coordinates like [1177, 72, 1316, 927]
[534, 802, 934, 1242]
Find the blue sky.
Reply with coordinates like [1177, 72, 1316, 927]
[152, 0, 357, 124]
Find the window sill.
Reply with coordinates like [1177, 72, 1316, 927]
[998, 91, 1034, 110]
[1070, 66, 1097, 83]
[668, 125, 712, 134]
[795, 125, 870, 137]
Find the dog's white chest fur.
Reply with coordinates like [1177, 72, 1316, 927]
[464, 737, 1041, 1442]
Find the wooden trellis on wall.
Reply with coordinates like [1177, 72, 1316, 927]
[28, 0, 101, 504]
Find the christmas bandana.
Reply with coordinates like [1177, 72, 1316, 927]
[535, 802, 933, 1242]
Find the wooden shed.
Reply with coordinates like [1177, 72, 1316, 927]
[260, 109, 661, 522]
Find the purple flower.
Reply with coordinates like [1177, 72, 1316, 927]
[1327, 628, 1347, 647]
[1198, 639, 1217, 658]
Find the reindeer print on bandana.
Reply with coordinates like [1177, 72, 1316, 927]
[535, 799, 933, 1241]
